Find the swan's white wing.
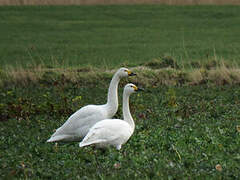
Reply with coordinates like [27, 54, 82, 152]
[79, 120, 132, 148]
[47, 105, 108, 142]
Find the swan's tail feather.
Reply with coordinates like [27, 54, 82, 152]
[47, 136, 59, 142]
[79, 139, 106, 147]
[46, 135, 70, 142]
[79, 142, 88, 147]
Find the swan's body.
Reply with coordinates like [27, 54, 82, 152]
[47, 68, 136, 142]
[79, 83, 142, 150]
[47, 105, 108, 142]
[79, 119, 133, 150]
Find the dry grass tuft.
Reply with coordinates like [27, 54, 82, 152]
[2, 65, 44, 86]
[187, 69, 205, 85]
[208, 66, 240, 85]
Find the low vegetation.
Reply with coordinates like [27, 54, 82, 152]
[1, 69, 240, 179]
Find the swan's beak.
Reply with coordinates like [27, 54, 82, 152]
[128, 71, 136, 76]
[135, 87, 144, 92]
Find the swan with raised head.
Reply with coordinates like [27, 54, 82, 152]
[47, 68, 136, 142]
[79, 83, 143, 150]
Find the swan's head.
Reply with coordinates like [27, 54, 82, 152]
[117, 67, 136, 78]
[124, 83, 143, 95]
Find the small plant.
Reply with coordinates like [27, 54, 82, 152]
[165, 88, 177, 108]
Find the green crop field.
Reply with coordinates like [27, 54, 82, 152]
[0, 5, 240, 69]
[1, 80, 240, 179]
[1, 5, 240, 179]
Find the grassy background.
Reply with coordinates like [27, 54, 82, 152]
[1, 5, 240, 179]
[1, 5, 240, 69]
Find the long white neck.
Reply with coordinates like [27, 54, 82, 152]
[106, 73, 120, 117]
[122, 92, 135, 130]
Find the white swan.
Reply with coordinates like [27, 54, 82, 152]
[79, 83, 143, 150]
[47, 68, 136, 142]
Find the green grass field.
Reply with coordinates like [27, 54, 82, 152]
[1, 5, 240, 69]
[1, 5, 240, 179]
